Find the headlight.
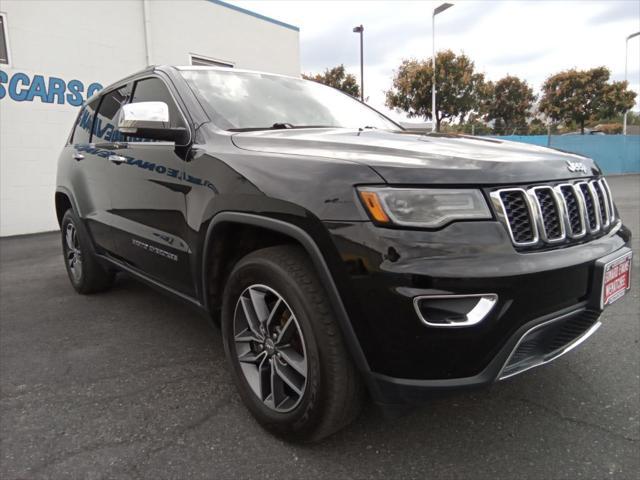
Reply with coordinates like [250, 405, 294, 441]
[358, 187, 492, 228]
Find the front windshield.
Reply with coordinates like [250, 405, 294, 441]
[180, 69, 400, 131]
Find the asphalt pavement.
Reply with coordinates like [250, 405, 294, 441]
[1, 175, 638, 480]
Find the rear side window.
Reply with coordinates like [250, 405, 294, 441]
[92, 85, 131, 142]
[131, 77, 185, 130]
[71, 99, 98, 145]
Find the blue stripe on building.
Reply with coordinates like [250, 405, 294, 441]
[206, 0, 299, 32]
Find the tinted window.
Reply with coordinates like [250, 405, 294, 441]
[71, 99, 99, 144]
[0, 15, 8, 64]
[92, 85, 131, 142]
[180, 70, 398, 131]
[131, 77, 184, 130]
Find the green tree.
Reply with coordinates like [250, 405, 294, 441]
[483, 76, 536, 135]
[302, 65, 360, 98]
[385, 50, 486, 131]
[451, 113, 492, 135]
[539, 67, 636, 134]
[590, 111, 640, 126]
[527, 118, 548, 135]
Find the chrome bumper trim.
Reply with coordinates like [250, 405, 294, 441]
[498, 309, 601, 380]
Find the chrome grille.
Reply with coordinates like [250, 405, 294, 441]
[594, 180, 611, 228]
[492, 179, 617, 249]
[530, 186, 565, 242]
[494, 189, 538, 245]
[577, 182, 600, 233]
[556, 184, 586, 238]
[600, 178, 616, 221]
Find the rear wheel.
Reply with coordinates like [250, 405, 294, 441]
[221, 245, 364, 442]
[61, 209, 115, 294]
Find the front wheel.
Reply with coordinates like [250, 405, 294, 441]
[221, 245, 364, 442]
[61, 209, 115, 294]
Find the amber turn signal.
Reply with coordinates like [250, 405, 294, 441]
[359, 190, 390, 223]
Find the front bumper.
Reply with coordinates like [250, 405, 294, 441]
[324, 219, 632, 405]
[371, 304, 601, 404]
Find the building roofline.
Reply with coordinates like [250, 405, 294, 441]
[174, 65, 299, 78]
[206, 0, 299, 32]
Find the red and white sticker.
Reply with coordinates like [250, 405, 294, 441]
[601, 252, 632, 308]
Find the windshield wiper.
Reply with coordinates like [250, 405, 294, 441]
[228, 124, 336, 132]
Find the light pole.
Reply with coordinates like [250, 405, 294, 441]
[623, 31, 639, 136]
[353, 25, 364, 102]
[431, 3, 453, 132]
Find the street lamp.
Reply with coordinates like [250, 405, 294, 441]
[353, 25, 364, 102]
[623, 31, 640, 136]
[431, 2, 453, 132]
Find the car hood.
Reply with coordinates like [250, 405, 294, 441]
[230, 128, 600, 184]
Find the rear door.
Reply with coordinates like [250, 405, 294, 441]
[107, 76, 195, 296]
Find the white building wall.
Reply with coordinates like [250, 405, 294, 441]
[0, 0, 299, 236]
[147, 1, 300, 76]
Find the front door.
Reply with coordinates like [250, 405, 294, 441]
[107, 76, 194, 296]
[69, 96, 115, 254]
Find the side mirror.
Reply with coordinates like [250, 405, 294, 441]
[117, 102, 188, 144]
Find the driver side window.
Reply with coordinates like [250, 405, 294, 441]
[92, 85, 131, 143]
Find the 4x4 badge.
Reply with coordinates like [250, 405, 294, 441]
[566, 160, 588, 174]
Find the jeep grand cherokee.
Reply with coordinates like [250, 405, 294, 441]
[55, 66, 633, 441]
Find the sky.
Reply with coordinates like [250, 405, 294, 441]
[233, 0, 640, 123]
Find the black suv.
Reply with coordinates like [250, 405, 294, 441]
[56, 66, 633, 441]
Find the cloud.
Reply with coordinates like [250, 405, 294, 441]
[234, 0, 640, 113]
[612, 68, 640, 82]
[436, 1, 504, 36]
[487, 49, 550, 67]
[588, 0, 640, 25]
[300, 1, 504, 74]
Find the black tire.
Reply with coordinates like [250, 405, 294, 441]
[221, 245, 364, 442]
[61, 209, 115, 294]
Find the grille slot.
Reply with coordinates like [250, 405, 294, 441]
[492, 178, 616, 249]
[531, 187, 564, 241]
[593, 180, 610, 228]
[577, 182, 600, 233]
[557, 184, 586, 238]
[496, 189, 537, 245]
[601, 178, 616, 219]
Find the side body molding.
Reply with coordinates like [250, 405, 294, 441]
[202, 212, 373, 379]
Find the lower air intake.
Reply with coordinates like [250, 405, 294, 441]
[499, 309, 601, 380]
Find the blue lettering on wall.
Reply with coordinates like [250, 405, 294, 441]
[8, 72, 30, 101]
[26, 75, 48, 102]
[87, 82, 102, 98]
[0, 71, 103, 106]
[0, 70, 7, 99]
[47, 77, 66, 104]
[66, 80, 84, 106]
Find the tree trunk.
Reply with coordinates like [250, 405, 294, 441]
[436, 114, 441, 132]
[580, 119, 585, 135]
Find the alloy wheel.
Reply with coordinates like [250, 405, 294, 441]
[65, 222, 83, 283]
[233, 284, 308, 413]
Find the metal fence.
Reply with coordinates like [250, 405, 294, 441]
[487, 135, 640, 175]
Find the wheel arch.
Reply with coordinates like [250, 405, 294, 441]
[201, 212, 372, 377]
[55, 187, 81, 226]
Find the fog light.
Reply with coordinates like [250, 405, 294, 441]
[414, 294, 498, 328]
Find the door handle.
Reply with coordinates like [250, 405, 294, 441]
[73, 153, 85, 161]
[108, 155, 127, 165]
